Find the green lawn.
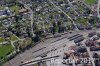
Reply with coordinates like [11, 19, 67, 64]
[0, 38, 5, 43]
[0, 44, 14, 60]
[85, 0, 96, 5]
[10, 35, 18, 41]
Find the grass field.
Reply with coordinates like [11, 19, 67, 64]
[85, 0, 96, 5]
[0, 44, 14, 60]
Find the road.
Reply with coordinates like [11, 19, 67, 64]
[19, 1, 35, 37]
[97, 0, 100, 18]
[82, 38, 96, 66]
[48, 0, 79, 31]
[86, 47, 95, 66]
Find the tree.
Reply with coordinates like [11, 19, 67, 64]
[14, 15, 19, 22]
[19, 38, 32, 50]
[26, 26, 31, 37]
[52, 22, 56, 34]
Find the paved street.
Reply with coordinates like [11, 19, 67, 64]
[19, 1, 35, 37]
[97, 0, 100, 18]
[48, 0, 79, 31]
